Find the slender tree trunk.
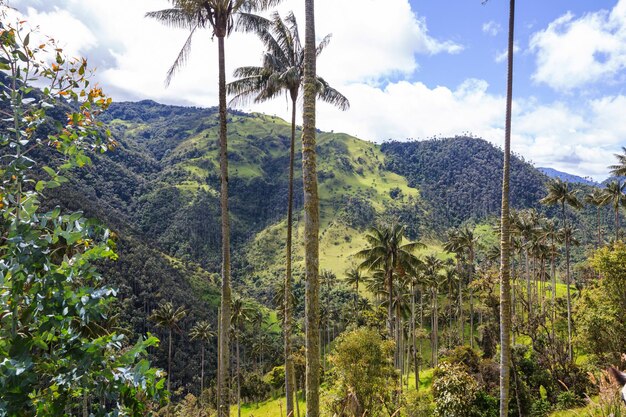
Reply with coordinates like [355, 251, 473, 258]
[615, 201, 619, 242]
[303, 1, 320, 415]
[284, 96, 297, 417]
[469, 250, 475, 348]
[168, 328, 172, 394]
[237, 336, 242, 417]
[565, 228, 573, 362]
[201, 345, 205, 394]
[433, 290, 439, 367]
[597, 207, 601, 248]
[458, 274, 464, 343]
[500, 1, 515, 415]
[217, 33, 232, 417]
[412, 284, 419, 391]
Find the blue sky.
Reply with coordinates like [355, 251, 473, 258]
[6, 0, 626, 180]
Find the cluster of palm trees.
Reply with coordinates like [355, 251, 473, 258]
[149, 298, 280, 415]
[147, 0, 336, 415]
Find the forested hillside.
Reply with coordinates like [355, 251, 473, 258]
[382, 137, 549, 229]
[26, 100, 562, 392]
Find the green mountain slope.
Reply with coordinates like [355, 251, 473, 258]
[50, 100, 562, 390]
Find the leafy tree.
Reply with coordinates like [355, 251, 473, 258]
[0, 14, 165, 415]
[189, 320, 215, 394]
[150, 301, 188, 393]
[146, 1, 282, 415]
[328, 327, 396, 417]
[432, 362, 478, 417]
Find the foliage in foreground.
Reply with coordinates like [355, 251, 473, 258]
[0, 12, 165, 415]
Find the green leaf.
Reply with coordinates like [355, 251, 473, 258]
[42, 166, 56, 177]
[35, 180, 45, 192]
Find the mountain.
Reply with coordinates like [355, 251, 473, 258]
[48, 100, 558, 390]
[538, 167, 598, 186]
[382, 137, 549, 229]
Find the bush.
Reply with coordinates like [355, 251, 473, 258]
[328, 327, 396, 417]
[432, 362, 478, 417]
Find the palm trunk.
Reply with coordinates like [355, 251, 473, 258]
[500, 1, 515, 415]
[469, 250, 475, 348]
[200, 345, 205, 394]
[565, 231, 573, 362]
[433, 290, 439, 367]
[284, 96, 297, 417]
[237, 335, 242, 417]
[458, 274, 464, 343]
[168, 328, 172, 394]
[303, 1, 320, 415]
[217, 33, 232, 417]
[412, 283, 419, 391]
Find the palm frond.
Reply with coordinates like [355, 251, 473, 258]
[145, 8, 196, 30]
[316, 77, 350, 111]
[164, 24, 198, 87]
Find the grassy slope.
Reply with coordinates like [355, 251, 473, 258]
[245, 131, 421, 281]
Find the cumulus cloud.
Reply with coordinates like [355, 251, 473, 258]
[529, 0, 626, 91]
[6, 0, 626, 180]
[482, 20, 501, 36]
[494, 42, 520, 63]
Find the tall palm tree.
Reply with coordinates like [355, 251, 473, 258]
[585, 188, 610, 248]
[302, 0, 319, 414]
[443, 229, 465, 343]
[457, 226, 477, 347]
[227, 16, 348, 416]
[231, 296, 253, 417]
[540, 179, 582, 361]
[499, 1, 516, 415]
[356, 223, 422, 340]
[189, 320, 216, 395]
[146, 2, 281, 415]
[602, 181, 626, 241]
[345, 267, 365, 313]
[422, 255, 444, 367]
[609, 146, 626, 177]
[149, 301, 187, 394]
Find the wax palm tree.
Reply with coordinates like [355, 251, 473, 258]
[457, 226, 477, 347]
[189, 320, 216, 394]
[602, 181, 626, 241]
[149, 301, 187, 393]
[499, 1, 516, 414]
[146, 2, 281, 415]
[227, 15, 348, 415]
[422, 255, 444, 367]
[231, 296, 254, 417]
[443, 228, 465, 342]
[345, 267, 365, 312]
[302, 1, 319, 414]
[585, 188, 610, 247]
[540, 179, 582, 361]
[609, 146, 626, 177]
[356, 223, 422, 339]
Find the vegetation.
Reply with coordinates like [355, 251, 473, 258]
[5, 2, 626, 417]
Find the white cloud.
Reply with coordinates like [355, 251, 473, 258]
[529, 1, 626, 91]
[495, 42, 520, 63]
[482, 20, 501, 36]
[6, 0, 626, 181]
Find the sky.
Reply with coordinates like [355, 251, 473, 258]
[5, 0, 626, 181]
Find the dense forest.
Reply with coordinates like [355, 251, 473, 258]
[4, 2, 626, 417]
